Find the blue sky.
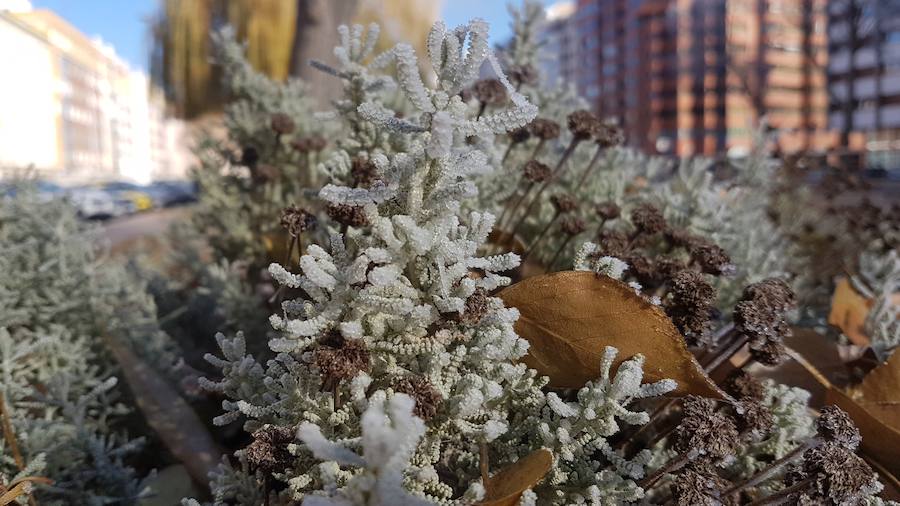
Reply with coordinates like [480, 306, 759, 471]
[28, 0, 557, 71]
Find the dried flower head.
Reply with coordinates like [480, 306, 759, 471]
[527, 118, 561, 140]
[595, 201, 621, 220]
[742, 278, 796, 315]
[550, 193, 578, 214]
[816, 406, 861, 449]
[473, 78, 509, 105]
[245, 424, 295, 472]
[508, 126, 531, 144]
[690, 241, 734, 276]
[292, 135, 328, 153]
[393, 376, 442, 420]
[351, 157, 379, 188]
[508, 64, 538, 86]
[631, 203, 667, 235]
[327, 203, 369, 227]
[560, 216, 586, 236]
[671, 462, 734, 506]
[597, 229, 630, 257]
[734, 278, 796, 365]
[787, 443, 882, 505]
[666, 270, 716, 342]
[656, 258, 686, 281]
[270, 113, 296, 135]
[626, 255, 661, 289]
[522, 159, 552, 183]
[736, 398, 774, 439]
[459, 288, 490, 325]
[252, 163, 280, 183]
[567, 109, 601, 140]
[665, 227, 701, 250]
[674, 396, 739, 459]
[280, 204, 318, 236]
[313, 338, 371, 386]
[594, 121, 624, 148]
[723, 370, 765, 401]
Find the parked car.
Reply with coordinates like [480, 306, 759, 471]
[68, 185, 120, 219]
[96, 182, 154, 213]
[144, 180, 198, 207]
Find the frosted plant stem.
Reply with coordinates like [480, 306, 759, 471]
[576, 145, 605, 188]
[524, 211, 560, 257]
[480, 442, 490, 490]
[498, 182, 535, 233]
[0, 392, 23, 470]
[530, 139, 546, 159]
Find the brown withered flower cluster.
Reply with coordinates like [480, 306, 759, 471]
[351, 156, 379, 188]
[733, 278, 796, 365]
[666, 269, 717, 344]
[595, 201, 621, 221]
[245, 424, 295, 472]
[280, 204, 317, 237]
[522, 160, 552, 183]
[567, 109, 601, 140]
[270, 112, 296, 135]
[313, 336, 370, 389]
[527, 118, 561, 140]
[508, 126, 531, 144]
[291, 135, 327, 153]
[594, 120, 624, 148]
[508, 63, 538, 87]
[671, 462, 736, 506]
[673, 396, 740, 460]
[393, 375, 442, 420]
[472, 78, 508, 105]
[630, 202, 667, 236]
[550, 193, 578, 214]
[327, 203, 369, 228]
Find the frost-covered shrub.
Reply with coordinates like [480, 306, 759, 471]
[0, 184, 178, 503]
[195, 17, 681, 505]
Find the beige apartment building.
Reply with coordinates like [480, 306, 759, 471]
[0, 7, 189, 183]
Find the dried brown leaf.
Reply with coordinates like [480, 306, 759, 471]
[103, 336, 222, 487]
[828, 278, 873, 346]
[853, 350, 900, 406]
[498, 271, 726, 398]
[478, 448, 553, 506]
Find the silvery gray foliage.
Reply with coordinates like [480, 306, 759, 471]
[0, 185, 166, 504]
[855, 251, 900, 360]
[199, 17, 675, 505]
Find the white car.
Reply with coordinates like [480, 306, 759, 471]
[68, 186, 121, 218]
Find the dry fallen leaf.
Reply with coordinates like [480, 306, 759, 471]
[828, 278, 874, 346]
[263, 231, 300, 266]
[826, 387, 900, 481]
[103, 335, 223, 488]
[478, 448, 553, 506]
[498, 271, 726, 398]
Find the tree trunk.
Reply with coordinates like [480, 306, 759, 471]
[289, 0, 360, 106]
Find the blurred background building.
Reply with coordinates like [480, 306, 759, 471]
[0, 3, 190, 183]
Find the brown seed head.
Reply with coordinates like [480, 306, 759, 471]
[817, 406, 862, 449]
[292, 135, 328, 153]
[595, 201, 621, 220]
[528, 118, 561, 140]
[393, 376, 443, 420]
[327, 203, 369, 227]
[594, 121, 624, 148]
[665, 227, 701, 249]
[313, 338, 371, 385]
[508, 64, 538, 86]
[674, 396, 740, 459]
[736, 398, 775, 439]
[671, 462, 735, 506]
[631, 203, 667, 235]
[245, 425, 295, 472]
[508, 126, 531, 144]
[270, 113, 296, 135]
[550, 193, 578, 214]
[597, 229, 630, 257]
[567, 109, 601, 140]
[473, 79, 508, 105]
[723, 370, 766, 401]
[351, 157, 379, 188]
[252, 163, 280, 183]
[560, 216, 586, 236]
[690, 241, 734, 276]
[522, 160, 552, 183]
[788, 442, 881, 505]
[459, 288, 490, 325]
[280, 204, 318, 236]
